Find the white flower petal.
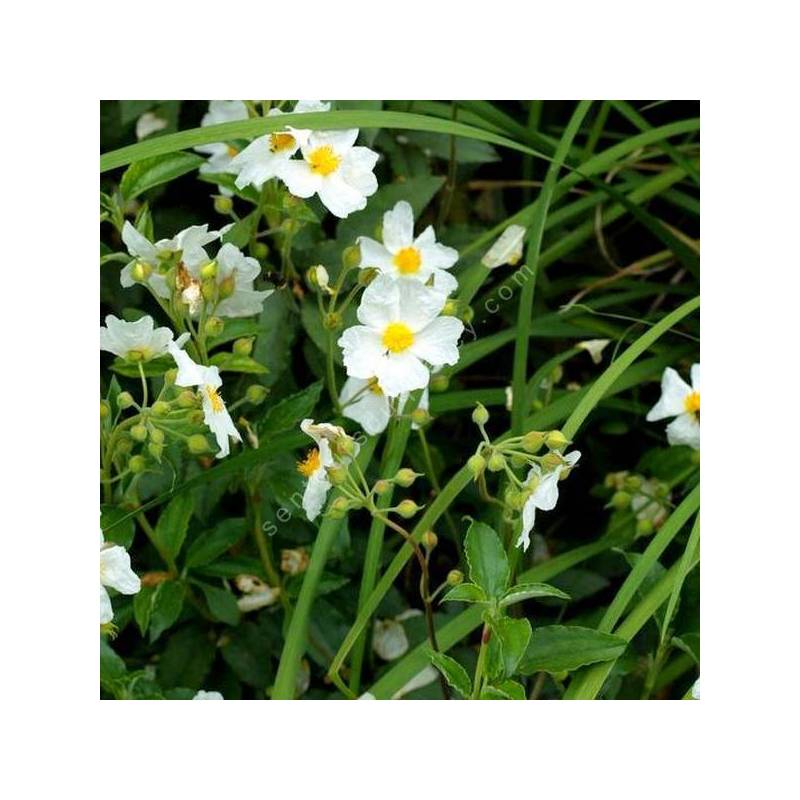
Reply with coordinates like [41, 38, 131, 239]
[100, 585, 114, 624]
[666, 413, 700, 450]
[339, 326, 385, 379]
[382, 200, 415, 252]
[396, 280, 447, 333]
[357, 237, 395, 273]
[99, 545, 141, 594]
[531, 470, 561, 511]
[193, 690, 224, 700]
[278, 160, 322, 198]
[409, 316, 463, 367]
[374, 352, 429, 396]
[317, 173, 369, 218]
[646, 367, 693, 421]
[373, 619, 410, 661]
[340, 377, 391, 435]
[481, 224, 526, 269]
[690, 363, 700, 393]
[303, 469, 332, 521]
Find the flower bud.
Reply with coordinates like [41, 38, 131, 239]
[342, 244, 362, 270]
[422, 530, 438, 549]
[189, 410, 205, 425]
[213, 195, 233, 215]
[358, 267, 379, 286]
[544, 430, 569, 451]
[117, 391, 135, 410]
[129, 454, 147, 474]
[188, 434, 211, 454]
[252, 241, 269, 260]
[541, 452, 563, 471]
[429, 373, 449, 393]
[395, 499, 421, 519]
[504, 487, 526, 511]
[151, 400, 170, 417]
[307, 264, 329, 290]
[442, 299, 459, 317]
[373, 479, 392, 495]
[204, 316, 225, 338]
[521, 430, 545, 453]
[176, 390, 197, 408]
[131, 261, 152, 283]
[100, 400, 110, 420]
[233, 337, 254, 357]
[219, 275, 235, 299]
[332, 435, 357, 459]
[636, 518, 655, 537]
[148, 442, 163, 461]
[163, 368, 178, 387]
[326, 464, 348, 486]
[114, 438, 133, 457]
[200, 260, 218, 281]
[460, 305, 474, 324]
[393, 468, 419, 488]
[410, 407, 431, 427]
[487, 452, 506, 472]
[472, 402, 490, 426]
[467, 453, 486, 479]
[611, 490, 631, 510]
[328, 496, 351, 519]
[447, 569, 464, 586]
[323, 312, 342, 331]
[150, 428, 165, 445]
[201, 279, 217, 303]
[130, 423, 148, 442]
[624, 475, 642, 492]
[245, 384, 269, 405]
[510, 454, 528, 470]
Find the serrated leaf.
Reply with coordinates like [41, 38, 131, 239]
[196, 582, 241, 626]
[101, 505, 135, 549]
[429, 651, 471, 698]
[260, 381, 323, 436]
[185, 518, 248, 568]
[496, 679, 526, 700]
[154, 493, 194, 563]
[489, 616, 532, 679]
[518, 625, 628, 675]
[120, 152, 204, 200]
[464, 520, 509, 599]
[499, 582, 570, 608]
[480, 686, 512, 699]
[441, 582, 488, 604]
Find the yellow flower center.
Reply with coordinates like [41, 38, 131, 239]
[382, 322, 414, 353]
[269, 132, 296, 153]
[227, 145, 239, 157]
[307, 145, 341, 176]
[204, 385, 224, 414]
[393, 247, 422, 275]
[297, 448, 321, 477]
[684, 391, 700, 417]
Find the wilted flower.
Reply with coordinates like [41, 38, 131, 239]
[280, 548, 310, 576]
[646, 364, 700, 450]
[338, 275, 463, 396]
[100, 531, 141, 624]
[481, 224, 525, 269]
[100, 314, 188, 362]
[357, 201, 459, 294]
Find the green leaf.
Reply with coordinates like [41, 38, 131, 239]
[157, 624, 217, 689]
[496, 679, 526, 700]
[110, 355, 173, 377]
[100, 639, 127, 683]
[148, 580, 186, 643]
[133, 586, 156, 636]
[261, 381, 323, 436]
[518, 625, 628, 675]
[464, 520, 509, 599]
[185, 518, 248, 568]
[441, 583, 488, 604]
[154, 493, 195, 563]
[499, 582, 571, 608]
[253, 290, 297, 387]
[490, 616, 532, 679]
[119, 152, 204, 200]
[402, 130, 500, 164]
[429, 651, 471, 698]
[101, 505, 134, 549]
[209, 352, 269, 375]
[196, 582, 241, 626]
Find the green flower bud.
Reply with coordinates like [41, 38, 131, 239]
[307, 264, 329, 290]
[429, 373, 449, 393]
[471, 402, 490, 426]
[176, 390, 197, 409]
[510, 454, 528, 470]
[100, 400, 110, 420]
[544, 430, 569, 451]
[323, 312, 343, 331]
[611, 490, 631, 511]
[332, 435, 356, 459]
[393, 468, 419, 488]
[213, 195, 234, 215]
[442, 299, 459, 317]
[150, 428, 165, 445]
[200, 260, 218, 281]
[467, 454, 486, 479]
[252, 241, 269, 260]
[131, 261, 152, 283]
[201, 279, 217, 303]
[342, 244, 362, 270]
[129, 455, 147, 474]
[326, 464, 348, 486]
[410, 407, 431, 427]
[130, 423, 148, 442]
[188, 434, 211, 454]
[358, 267, 379, 286]
[189, 410, 205, 425]
[636, 518, 655, 537]
[460, 305, 474, 324]
[373, 479, 392, 496]
[541, 452, 563, 471]
[204, 316, 225, 338]
[487, 452, 506, 472]
[623, 475, 642, 492]
[117, 391, 135, 410]
[422, 530, 438, 549]
[521, 430, 545, 453]
[233, 337, 254, 357]
[151, 400, 170, 417]
[163, 368, 178, 387]
[219, 275, 235, 299]
[447, 569, 464, 586]
[328, 496, 351, 519]
[396, 499, 421, 519]
[148, 442, 163, 461]
[245, 384, 269, 405]
[504, 488, 526, 511]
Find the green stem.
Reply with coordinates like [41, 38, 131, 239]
[471, 624, 490, 699]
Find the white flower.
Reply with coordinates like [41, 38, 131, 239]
[100, 314, 188, 362]
[297, 419, 356, 521]
[231, 100, 331, 191]
[237, 588, 281, 613]
[517, 451, 582, 551]
[372, 618, 410, 661]
[120, 221, 220, 298]
[338, 275, 463, 396]
[481, 224, 526, 269]
[193, 690, 224, 700]
[646, 364, 700, 450]
[280, 128, 379, 218]
[168, 342, 242, 458]
[691, 678, 700, 700]
[136, 111, 168, 140]
[194, 100, 249, 178]
[340, 376, 429, 435]
[213, 243, 273, 317]
[100, 531, 141, 624]
[391, 665, 439, 699]
[357, 201, 459, 294]
[577, 339, 612, 365]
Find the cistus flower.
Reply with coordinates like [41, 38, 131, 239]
[646, 364, 700, 450]
[357, 200, 459, 294]
[279, 129, 379, 218]
[168, 342, 242, 458]
[193, 690, 224, 700]
[517, 451, 581, 551]
[372, 610, 422, 661]
[231, 100, 331, 191]
[339, 376, 429, 435]
[338, 275, 464, 396]
[135, 111, 168, 140]
[481, 223, 526, 269]
[120, 221, 220, 298]
[577, 338, 612, 365]
[100, 314, 189, 362]
[194, 100, 249, 179]
[100, 531, 141, 624]
[297, 419, 358, 521]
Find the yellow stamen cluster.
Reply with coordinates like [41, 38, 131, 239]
[269, 132, 296, 153]
[205, 385, 224, 413]
[382, 322, 414, 353]
[227, 145, 240, 158]
[367, 378, 384, 396]
[393, 247, 422, 275]
[308, 145, 341, 176]
[684, 391, 700, 416]
[297, 448, 321, 477]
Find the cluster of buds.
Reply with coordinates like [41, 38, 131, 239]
[604, 471, 672, 536]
